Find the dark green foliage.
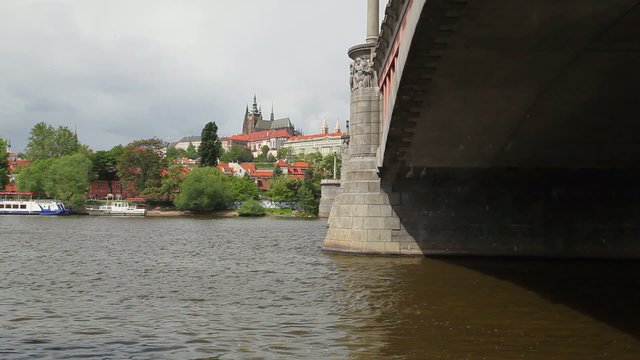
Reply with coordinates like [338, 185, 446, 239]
[317, 152, 342, 179]
[90, 145, 124, 193]
[276, 147, 293, 161]
[24, 122, 89, 161]
[16, 158, 52, 195]
[17, 153, 93, 209]
[0, 138, 8, 189]
[237, 199, 266, 216]
[225, 175, 259, 202]
[267, 175, 301, 203]
[174, 167, 231, 212]
[255, 145, 270, 162]
[297, 185, 318, 216]
[220, 144, 253, 163]
[185, 143, 198, 160]
[303, 152, 324, 167]
[116, 138, 167, 193]
[298, 169, 321, 215]
[165, 146, 188, 160]
[199, 122, 221, 166]
[273, 166, 283, 177]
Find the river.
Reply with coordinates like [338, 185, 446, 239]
[1, 216, 640, 359]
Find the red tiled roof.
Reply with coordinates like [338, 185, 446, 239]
[287, 132, 342, 142]
[255, 170, 274, 177]
[275, 159, 288, 167]
[222, 129, 292, 142]
[216, 162, 234, 174]
[240, 163, 257, 174]
[291, 161, 310, 168]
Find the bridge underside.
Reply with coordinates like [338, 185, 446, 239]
[385, 0, 640, 172]
[378, 0, 640, 257]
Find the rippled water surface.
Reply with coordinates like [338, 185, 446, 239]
[2, 216, 640, 359]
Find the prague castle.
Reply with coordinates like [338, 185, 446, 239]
[242, 95, 296, 135]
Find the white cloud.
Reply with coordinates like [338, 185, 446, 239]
[0, 0, 382, 152]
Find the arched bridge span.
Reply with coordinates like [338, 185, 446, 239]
[324, 0, 640, 257]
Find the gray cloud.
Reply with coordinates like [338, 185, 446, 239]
[0, 0, 382, 152]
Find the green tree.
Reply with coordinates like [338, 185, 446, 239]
[24, 122, 88, 161]
[174, 167, 231, 212]
[225, 174, 259, 202]
[276, 147, 293, 161]
[220, 144, 253, 163]
[297, 185, 318, 216]
[199, 122, 221, 166]
[165, 146, 188, 160]
[317, 152, 342, 179]
[237, 199, 265, 216]
[303, 152, 324, 167]
[185, 143, 198, 160]
[255, 145, 269, 162]
[273, 166, 283, 177]
[267, 175, 300, 203]
[17, 154, 93, 209]
[16, 158, 53, 195]
[298, 169, 321, 215]
[46, 154, 93, 209]
[117, 138, 167, 193]
[90, 145, 124, 194]
[267, 153, 276, 162]
[0, 138, 8, 189]
[156, 162, 188, 200]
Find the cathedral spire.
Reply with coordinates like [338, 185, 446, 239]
[321, 118, 329, 134]
[334, 119, 341, 133]
[270, 104, 274, 121]
[251, 94, 259, 114]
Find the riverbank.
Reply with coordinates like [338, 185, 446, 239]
[144, 208, 315, 219]
[146, 209, 237, 217]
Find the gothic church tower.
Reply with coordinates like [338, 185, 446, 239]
[242, 94, 263, 134]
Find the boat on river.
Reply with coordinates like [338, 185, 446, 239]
[85, 201, 146, 216]
[0, 191, 69, 215]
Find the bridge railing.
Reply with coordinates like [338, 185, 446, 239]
[374, 0, 423, 170]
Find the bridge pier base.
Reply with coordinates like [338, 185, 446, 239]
[324, 155, 423, 255]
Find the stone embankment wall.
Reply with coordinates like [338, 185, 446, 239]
[319, 180, 341, 218]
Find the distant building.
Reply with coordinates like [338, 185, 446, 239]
[4, 143, 31, 192]
[242, 95, 296, 135]
[171, 136, 202, 151]
[221, 129, 292, 157]
[281, 119, 344, 156]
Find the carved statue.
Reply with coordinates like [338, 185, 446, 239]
[350, 56, 376, 91]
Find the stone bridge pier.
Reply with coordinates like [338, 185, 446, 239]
[324, 0, 424, 255]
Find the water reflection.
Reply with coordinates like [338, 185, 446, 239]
[327, 255, 640, 359]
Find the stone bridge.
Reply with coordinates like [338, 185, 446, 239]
[323, 0, 640, 257]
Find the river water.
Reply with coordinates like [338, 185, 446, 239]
[1, 216, 640, 359]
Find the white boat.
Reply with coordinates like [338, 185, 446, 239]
[85, 201, 146, 216]
[0, 192, 69, 215]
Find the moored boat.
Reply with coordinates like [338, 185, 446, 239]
[0, 191, 69, 215]
[85, 201, 146, 216]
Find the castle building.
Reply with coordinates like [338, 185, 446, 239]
[281, 119, 344, 156]
[242, 95, 296, 135]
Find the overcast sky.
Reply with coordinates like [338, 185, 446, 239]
[0, 0, 385, 152]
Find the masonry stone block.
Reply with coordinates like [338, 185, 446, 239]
[385, 217, 401, 230]
[349, 241, 364, 253]
[349, 229, 367, 241]
[366, 241, 389, 254]
[352, 217, 365, 229]
[364, 216, 387, 230]
[385, 242, 401, 255]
